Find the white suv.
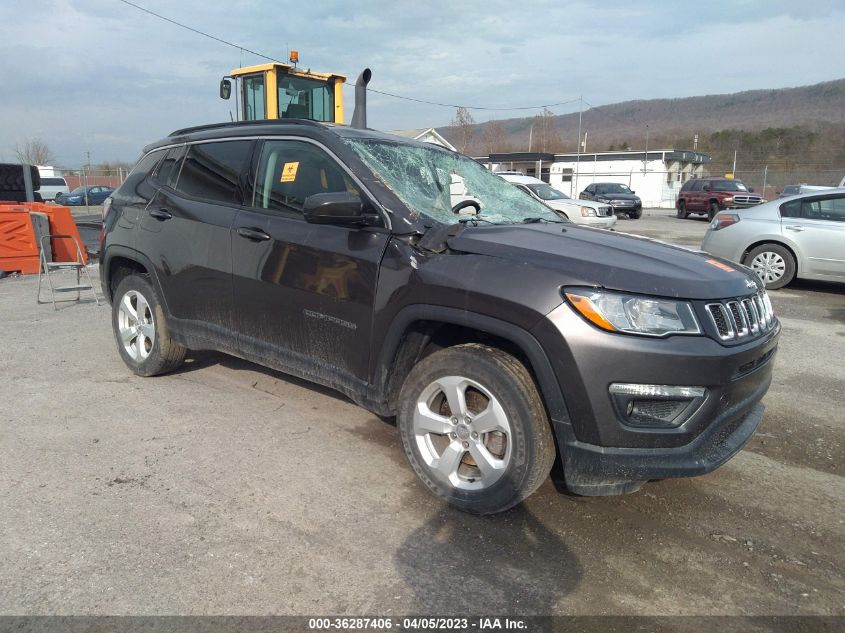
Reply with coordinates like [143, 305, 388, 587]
[499, 174, 617, 229]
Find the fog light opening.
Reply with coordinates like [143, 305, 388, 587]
[609, 383, 707, 429]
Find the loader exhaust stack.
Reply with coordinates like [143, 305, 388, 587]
[350, 68, 372, 130]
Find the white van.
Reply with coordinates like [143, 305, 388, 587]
[38, 176, 70, 202]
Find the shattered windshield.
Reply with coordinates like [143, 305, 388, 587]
[527, 183, 570, 200]
[344, 139, 560, 225]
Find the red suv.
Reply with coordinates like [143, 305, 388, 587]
[676, 177, 764, 220]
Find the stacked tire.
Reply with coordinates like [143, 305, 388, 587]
[0, 164, 43, 203]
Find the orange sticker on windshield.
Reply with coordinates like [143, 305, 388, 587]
[280, 162, 299, 183]
[705, 258, 736, 272]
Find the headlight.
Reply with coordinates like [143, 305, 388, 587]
[597, 197, 609, 203]
[723, 195, 734, 203]
[580, 206, 597, 217]
[564, 288, 701, 337]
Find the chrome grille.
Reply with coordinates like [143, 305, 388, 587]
[732, 195, 763, 206]
[705, 290, 775, 342]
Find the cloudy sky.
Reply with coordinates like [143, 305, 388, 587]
[2, 0, 844, 167]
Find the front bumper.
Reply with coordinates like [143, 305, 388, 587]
[532, 302, 779, 495]
[556, 390, 765, 496]
[608, 202, 642, 214]
[572, 214, 618, 229]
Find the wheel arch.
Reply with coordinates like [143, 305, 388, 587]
[741, 239, 801, 276]
[101, 246, 166, 307]
[373, 305, 570, 427]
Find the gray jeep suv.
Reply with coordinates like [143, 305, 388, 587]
[100, 120, 779, 514]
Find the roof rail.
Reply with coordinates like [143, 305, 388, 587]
[168, 118, 326, 137]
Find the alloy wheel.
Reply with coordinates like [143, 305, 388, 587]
[413, 375, 512, 491]
[117, 290, 155, 361]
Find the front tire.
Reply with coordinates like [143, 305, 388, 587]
[397, 344, 555, 515]
[743, 243, 796, 289]
[628, 209, 641, 219]
[677, 201, 688, 219]
[112, 275, 186, 376]
[708, 201, 720, 221]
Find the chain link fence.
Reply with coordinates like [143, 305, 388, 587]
[57, 168, 128, 191]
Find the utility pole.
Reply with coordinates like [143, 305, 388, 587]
[643, 125, 650, 173]
[762, 165, 768, 197]
[528, 123, 533, 152]
[732, 149, 737, 176]
[582, 131, 588, 154]
[574, 95, 582, 197]
[83, 151, 92, 207]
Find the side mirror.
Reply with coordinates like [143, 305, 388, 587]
[220, 78, 232, 100]
[702, 185, 710, 191]
[748, 187, 755, 193]
[304, 192, 372, 225]
[631, 190, 636, 194]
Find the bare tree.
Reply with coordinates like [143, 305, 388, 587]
[481, 120, 506, 154]
[532, 108, 561, 153]
[450, 107, 476, 154]
[13, 139, 56, 165]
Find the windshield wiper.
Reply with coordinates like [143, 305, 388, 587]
[522, 217, 564, 224]
[457, 216, 515, 226]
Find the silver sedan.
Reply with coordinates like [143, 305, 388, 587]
[701, 188, 845, 289]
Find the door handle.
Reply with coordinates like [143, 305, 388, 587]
[785, 225, 805, 232]
[237, 227, 271, 241]
[149, 208, 172, 221]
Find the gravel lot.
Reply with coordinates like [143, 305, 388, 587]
[1, 210, 843, 616]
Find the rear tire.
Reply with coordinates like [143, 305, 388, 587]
[676, 201, 688, 219]
[112, 275, 186, 376]
[397, 344, 555, 515]
[743, 243, 796, 290]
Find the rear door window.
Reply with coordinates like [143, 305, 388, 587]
[801, 196, 845, 222]
[177, 140, 254, 205]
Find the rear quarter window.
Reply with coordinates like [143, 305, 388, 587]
[154, 145, 187, 189]
[118, 149, 166, 197]
[40, 178, 67, 187]
[779, 199, 801, 218]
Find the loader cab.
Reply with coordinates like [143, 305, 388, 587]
[220, 58, 346, 124]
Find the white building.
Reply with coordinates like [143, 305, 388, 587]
[480, 149, 711, 209]
[390, 127, 457, 151]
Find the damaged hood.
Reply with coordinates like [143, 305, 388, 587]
[444, 223, 761, 300]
